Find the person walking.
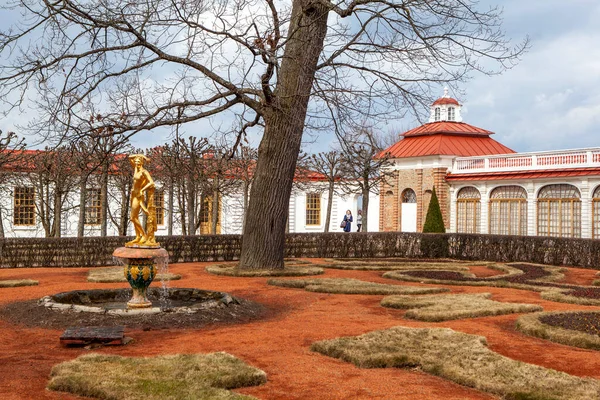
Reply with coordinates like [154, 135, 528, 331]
[342, 210, 353, 232]
[356, 210, 363, 232]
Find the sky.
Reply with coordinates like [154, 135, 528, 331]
[459, 0, 600, 153]
[1, 0, 599, 154]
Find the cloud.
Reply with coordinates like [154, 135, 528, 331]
[463, 20, 600, 152]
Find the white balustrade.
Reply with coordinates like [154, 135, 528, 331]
[452, 148, 600, 174]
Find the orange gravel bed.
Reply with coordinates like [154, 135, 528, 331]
[1, 261, 600, 400]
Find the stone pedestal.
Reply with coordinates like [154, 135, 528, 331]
[113, 247, 168, 309]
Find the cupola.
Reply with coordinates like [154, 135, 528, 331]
[429, 87, 462, 123]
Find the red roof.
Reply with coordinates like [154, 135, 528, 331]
[381, 134, 514, 158]
[402, 121, 494, 137]
[432, 97, 460, 106]
[447, 167, 600, 181]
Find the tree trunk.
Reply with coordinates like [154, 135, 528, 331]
[242, 180, 249, 228]
[168, 178, 174, 236]
[239, 1, 329, 269]
[119, 185, 129, 236]
[0, 207, 5, 238]
[324, 181, 334, 233]
[186, 176, 195, 235]
[77, 178, 87, 237]
[178, 182, 187, 235]
[362, 186, 370, 232]
[211, 188, 219, 234]
[52, 191, 62, 237]
[100, 164, 109, 236]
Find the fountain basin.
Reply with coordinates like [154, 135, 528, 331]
[113, 246, 169, 308]
[39, 288, 238, 315]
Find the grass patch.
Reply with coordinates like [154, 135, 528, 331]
[0, 279, 38, 287]
[311, 326, 600, 400]
[48, 352, 266, 400]
[381, 293, 542, 321]
[206, 263, 323, 277]
[267, 278, 449, 295]
[516, 311, 600, 351]
[540, 290, 600, 306]
[87, 267, 181, 283]
[322, 260, 474, 271]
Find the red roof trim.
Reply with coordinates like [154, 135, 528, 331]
[432, 97, 460, 106]
[379, 134, 514, 159]
[446, 168, 600, 181]
[401, 121, 494, 138]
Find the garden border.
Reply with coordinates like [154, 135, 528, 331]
[2, 232, 600, 268]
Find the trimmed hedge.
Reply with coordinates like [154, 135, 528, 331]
[2, 232, 600, 269]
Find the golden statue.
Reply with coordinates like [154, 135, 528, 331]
[125, 154, 159, 248]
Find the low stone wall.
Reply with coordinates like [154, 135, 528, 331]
[1, 233, 600, 269]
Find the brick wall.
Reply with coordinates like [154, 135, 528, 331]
[381, 167, 451, 232]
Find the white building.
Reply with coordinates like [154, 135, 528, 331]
[0, 161, 379, 237]
[380, 90, 600, 239]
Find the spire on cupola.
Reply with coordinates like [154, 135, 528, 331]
[429, 87, 462, 123]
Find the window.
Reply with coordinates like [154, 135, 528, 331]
[14, 187, 35, 226]
[85, 188, 102, 225]
[402, 188, 417, 203]
[489, 186, 527, 235]
[153, 189, 164, 226]
[537, 184, 581, 238]
[593, 186, 600, 239]
[456, 187, 480, 233]
[200, 196, 211, 224]
[306, 193, 321, 226]
[434, 107, 441, 121]
[448, 107, 455, 121]
[200, 195, 221, 234]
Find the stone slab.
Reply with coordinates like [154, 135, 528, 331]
[60, 326, 125, 346]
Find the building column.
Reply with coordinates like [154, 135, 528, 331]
[527, 183, 536, 236]
[449, 187, 457, 233]
[479, 185, 489, 234]
[581, 179, 591, 238]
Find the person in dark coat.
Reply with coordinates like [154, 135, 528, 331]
[342, 210, 353, 232]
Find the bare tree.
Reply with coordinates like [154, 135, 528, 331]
[307, 151, 342, 232]
[0, 0, 526, 268]
[201, 144, 239, 234]
[230, 145, 258, 228]
[0, 130, 26, 237]
[338, 127, 391, 232]
[22, 147, 78, 237]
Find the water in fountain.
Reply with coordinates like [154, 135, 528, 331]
[155, 255, 172, 311]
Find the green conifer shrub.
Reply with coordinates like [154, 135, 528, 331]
[423, 187, 445, 233]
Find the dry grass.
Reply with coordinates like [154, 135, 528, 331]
[540, 290, 600, 306]
[47, 352, 266, 400]
[322, 260, 474, 271]
[516, 311, 600, 351]
[267, 278, 449, 295]
[87, 267, 181, 283]
[592, 271, 600, 286]
[311, 326, 600, 400]
[206, 263, 323, 277]
[381, 293, 542, 322]
[0, 279, 38, 288]
[383, 263, 525, 284]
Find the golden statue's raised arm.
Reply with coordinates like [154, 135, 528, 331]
[125, 154, 159, 248]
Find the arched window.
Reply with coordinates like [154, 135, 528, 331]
[457, 187, 480, 233]
[592, 186, 600, 239]
[537, 184, 581, 238]
[402, 188, 417, 203]
[434, 107, 441, 121]
[448, 107, 455, 121]
[489, 186, 527, 235]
